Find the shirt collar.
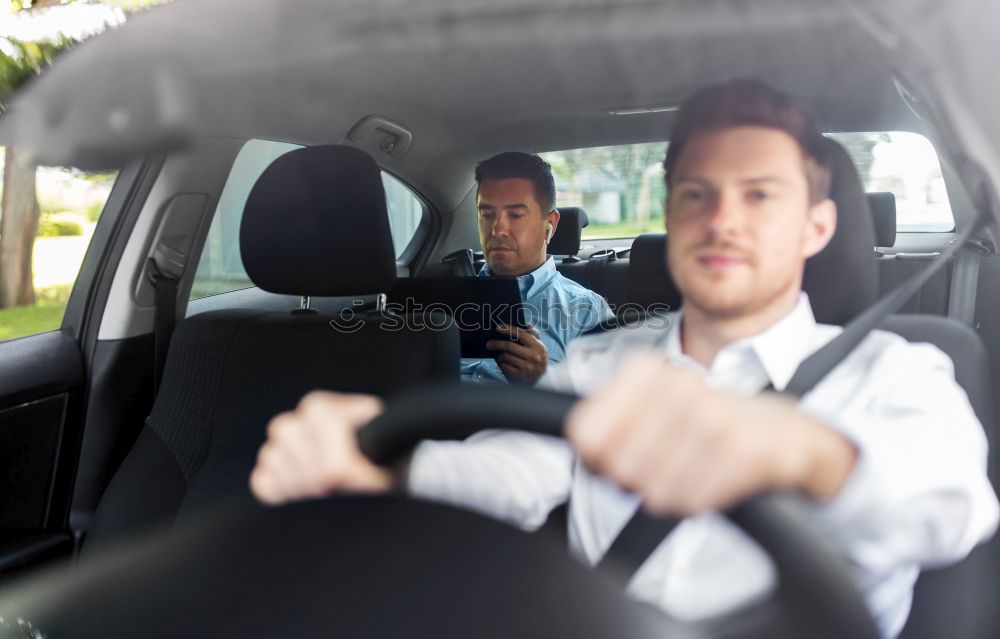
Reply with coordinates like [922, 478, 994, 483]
[663, 293, 818, 391]
[479, 256, 557, 298]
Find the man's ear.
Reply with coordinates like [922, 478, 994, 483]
[803, 197, 837, 259]
[546, 208, 560, 234]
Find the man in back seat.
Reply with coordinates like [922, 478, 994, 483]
[250, 80, 998, 637]
[463, 152, 611, 385]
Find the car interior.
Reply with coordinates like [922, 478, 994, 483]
[0, 0, 999, 637]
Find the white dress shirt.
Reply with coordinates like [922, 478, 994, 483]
[408, 294, 999, 637]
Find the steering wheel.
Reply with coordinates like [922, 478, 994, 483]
[0, 385, 880, 639]
[357, 384, 881, 639]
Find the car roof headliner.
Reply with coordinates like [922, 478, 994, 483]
[0, 0, 955, 211]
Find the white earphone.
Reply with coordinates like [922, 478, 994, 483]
[545, 223, 554, 244]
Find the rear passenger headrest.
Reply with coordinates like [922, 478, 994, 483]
[240, 145, 397, 296]
[628, 233, 681, 311]
[868, 191, 897, 248]
[549, 207, 589, 256]
[800, 138, 878, 325]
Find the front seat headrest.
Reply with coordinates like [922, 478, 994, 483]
[240, 145, 397, 296]
[801, 137, 878, 325]
[868, 191, 897, 248]
[549, 207, 589, 256]
[627, 138, 878, 326]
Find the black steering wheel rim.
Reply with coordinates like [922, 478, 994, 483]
[359, 383, 881, 639]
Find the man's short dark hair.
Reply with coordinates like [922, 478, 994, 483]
[664, 79, 832, 204]
[475, 152, 557, 213]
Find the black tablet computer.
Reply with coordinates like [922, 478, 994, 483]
[387, 277, 526, 358]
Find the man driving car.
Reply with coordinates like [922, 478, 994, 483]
[249, 80, 998, 637]
[462, 152, 612, 385]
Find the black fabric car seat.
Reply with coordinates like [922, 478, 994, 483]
[551, 207, 635, 310]
[86, 145, 459, 547]
[886, 317, 997, 639]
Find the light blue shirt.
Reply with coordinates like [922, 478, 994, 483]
[461, 257, 613, 384]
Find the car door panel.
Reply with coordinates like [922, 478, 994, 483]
[0, 331, 85, 578]
[0, 331, 82, 411]
[0, 159, 156, 577]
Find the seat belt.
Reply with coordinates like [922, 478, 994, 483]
[947, 241, 988, 327]
[596, 206, 990, 587]
[441, 248, 477, 277]
[595, 510, 682, 586]
[147, 245, 184, 396]
[585, 249, 615, 295]
[594, 382, 777, 586]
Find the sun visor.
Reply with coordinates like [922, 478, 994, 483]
[0, 46, 195, 170]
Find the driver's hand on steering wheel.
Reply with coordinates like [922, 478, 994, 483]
[250, 392, 393, 505]
[565, 353, 858, 516]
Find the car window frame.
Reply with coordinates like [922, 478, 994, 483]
[381, 169, 435, 268]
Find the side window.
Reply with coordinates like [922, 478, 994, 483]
[191, 140, 298, 299]
[191, 140, 425, 300]
[382, 173, 424, 257]
[541, 142, 668, 240]
[542, 133, 955, 240]
[825, 131, 955, 232]
[0, 147, 119, 343]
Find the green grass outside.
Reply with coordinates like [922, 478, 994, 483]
[0, 285, 72, 342]
[190, 277, 255, 300]
[582, 219, 666, 241]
